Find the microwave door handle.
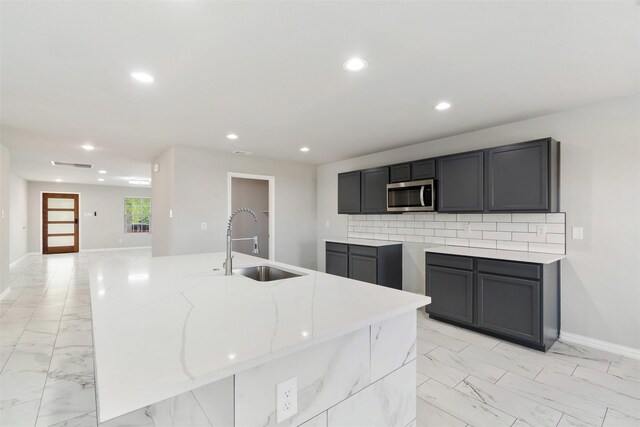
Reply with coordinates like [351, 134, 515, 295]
[420, 186, 425, 207]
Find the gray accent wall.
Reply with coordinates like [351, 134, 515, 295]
[317, 95, 640, 350]
[151, 145, 317, 269]
[26, 181, 152, 252]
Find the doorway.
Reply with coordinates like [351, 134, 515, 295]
[42, 192, 79, 254]
[228, 173, 275, 260]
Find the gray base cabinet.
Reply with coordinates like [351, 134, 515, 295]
[426, 253, 559, 351]
[326, 242, 402, 290]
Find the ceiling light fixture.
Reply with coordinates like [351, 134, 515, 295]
[129, 180, 151, 185]
[131, 71, 154, 84]
[98, 170, 107, 174]
[98, 178, 105, 182]
[81, 144, 95, 151]
[343, 57, 368, 72]
[226, 133, 238, 140]
[55, 178, 62, 182]
[435, 101, 452, 111]
[300, 147, 310, 152]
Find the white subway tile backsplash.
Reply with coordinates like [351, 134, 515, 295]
[347, 212, 565, 255]
[529, 243, 565, 254]
[546, 213, 566, 223]
[483, 231, 512, 240]
[435, 229, 457, 238]
[446, 238, 470, 247]
[497, 241, 528, 251]
[457, 214, 483, 222]
[482, 213, 511, 222]
[512, 232, 546, 243]
[527, 223, 565, 234]
[469, 239, 497, 249]
[405, 221, 425, 228]
[497, 222, 529, 232]
[512, 213, 547, 222]
[415, 228, 435, 236]
[546, 233, 565, 244]
[424, 222, 445, 229]
[424, 237, 446, 245]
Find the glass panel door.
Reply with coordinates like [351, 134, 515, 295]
[42, 193, 79, 254]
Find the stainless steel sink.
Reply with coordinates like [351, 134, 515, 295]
[233, 265, 304, 282]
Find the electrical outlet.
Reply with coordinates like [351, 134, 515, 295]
[572, 226, 584, 240]
[276, 377, 297, 423]
[201, 222, 208, 231]
[463, 222, 471, 233]
[536, 225, 546, 237]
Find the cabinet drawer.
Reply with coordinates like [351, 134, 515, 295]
[326, 242, 348, 253]
[426, 253, 473, 271]
[349, 245, 377, 257]
[478, 259, 540, 280]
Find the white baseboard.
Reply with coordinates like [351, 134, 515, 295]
[560, 331, 640, 360]
[80, 246, 151, 253]
[0, 287, 12, 300]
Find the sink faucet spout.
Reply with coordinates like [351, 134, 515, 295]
[224, 208, 260, 275]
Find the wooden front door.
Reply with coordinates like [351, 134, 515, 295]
[42, 193, 79, 254]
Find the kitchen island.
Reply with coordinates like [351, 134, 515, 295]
[89, 252, 430, 426]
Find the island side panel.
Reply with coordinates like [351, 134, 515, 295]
[371, 310, 417, 382]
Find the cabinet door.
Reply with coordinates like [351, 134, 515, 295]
[411, 159, 436, 180]
[477, 273, 541, 343]
[349, 254, 377, 284]
[426, 265, 474, 324]
[338, 171, 361, 214]
[486, 139, 549, 211]
[390, 163, 411, 183]
[326, 251, 348, 278]
[361, 167, 390, 213]
[437, 151, 484, 212]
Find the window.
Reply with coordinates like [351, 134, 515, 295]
[124, 197, 151, 233]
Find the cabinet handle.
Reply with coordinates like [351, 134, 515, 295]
[420, 186, 425, 207]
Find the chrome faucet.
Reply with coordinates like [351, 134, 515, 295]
[224, 208, 260, 275]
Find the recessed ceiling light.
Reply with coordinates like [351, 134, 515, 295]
[226, 133, 238, 140]
[55, 179, 62, 182]
[81, 144, 95, 151]
[300, 147, 310, 152]
[343, 57, 368, 72]
[129, 180, 151, 185]
[131, 71, 154, 84]
[435, 101, 452, 111]
[98, 178, 105, 182]
[98, 170, 107, 174]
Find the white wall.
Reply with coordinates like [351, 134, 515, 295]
[317, 95, 640, 350]
[27, 181, 152, 252]
[152, 145, 317, 269]
[0, 144, 10, 295]
[9, 174, 28, 263]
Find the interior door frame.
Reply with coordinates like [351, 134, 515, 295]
[227, 172, 275, 261]
[40, 191, 81, 253]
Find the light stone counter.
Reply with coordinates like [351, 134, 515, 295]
[90, 252, 430, 425]
[424, 245, 566, 264]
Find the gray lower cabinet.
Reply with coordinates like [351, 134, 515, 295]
[325, 242, 402, 289]
[437, 151, 484, 212]
[426, 253, 559, 351]
[425, 265, 474, 325]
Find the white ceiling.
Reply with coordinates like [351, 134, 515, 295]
[1, 1, 638, 186]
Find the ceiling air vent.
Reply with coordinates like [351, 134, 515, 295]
[51, 161, 93, 169]
[232, 150, 253, 156]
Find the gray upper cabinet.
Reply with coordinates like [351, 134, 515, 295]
[338, 171, 361, 214]
[361, 167, 390, 213]
[411, 159, 436, 180]
[486, 138, 559, 212]
[390, 163, 412, 183]
[437, 151, 484, 212]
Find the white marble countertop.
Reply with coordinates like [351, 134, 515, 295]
[424, 246, 565, 264]
[323, 238, 402, 247]
[89, 252, 430, 422]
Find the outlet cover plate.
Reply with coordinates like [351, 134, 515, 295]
[276, 377, 297, 423]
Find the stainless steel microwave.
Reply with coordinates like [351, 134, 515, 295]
[387, 179, 435, 212]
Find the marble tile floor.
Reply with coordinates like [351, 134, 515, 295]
[1, 250, 639, 427]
